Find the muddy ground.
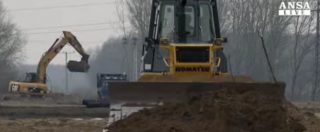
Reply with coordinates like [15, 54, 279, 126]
[0, 94, 108, 132]
[0, 118, 106, 132]
[2, 91, 320, 132]
[0, 105, 108, 132]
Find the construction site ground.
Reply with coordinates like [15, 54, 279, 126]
[1, 93, 320, 132]
[0, 94, 108, 132]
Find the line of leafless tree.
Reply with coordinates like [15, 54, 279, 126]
[0, 1, 25, 94]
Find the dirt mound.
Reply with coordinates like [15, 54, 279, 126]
[107, 84, 308, 132]
[285, 102, 320, 132]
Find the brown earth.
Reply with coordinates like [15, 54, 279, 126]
[107, 84, 320, 132]
[288, 102, 320, 132]
[0, 118, 106, 132]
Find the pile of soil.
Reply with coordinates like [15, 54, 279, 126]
[107, 84, 315, 132]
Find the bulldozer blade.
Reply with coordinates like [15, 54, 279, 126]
[67, 60, 90, 72]
[108, 82, 285, 104]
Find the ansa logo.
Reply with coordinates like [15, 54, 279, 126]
[279, 2, 311, 16]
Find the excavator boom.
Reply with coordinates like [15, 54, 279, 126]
[9, 31, 90, 94]
[37, 31, 89, 83]
[63, 31, 90, 72]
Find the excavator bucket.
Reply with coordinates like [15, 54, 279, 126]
[67, 60, 90, 72]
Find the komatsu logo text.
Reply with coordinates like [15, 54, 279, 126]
[175, 67, 210, 72]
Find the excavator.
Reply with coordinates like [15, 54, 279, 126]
[107, 0, 285, 124]
[8, 31, 90, 95]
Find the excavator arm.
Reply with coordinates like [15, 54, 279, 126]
[36, 31, 90, 83]
[64, 31, 90, 63]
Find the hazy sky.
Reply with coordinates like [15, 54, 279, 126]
[2, 0, 122, 65]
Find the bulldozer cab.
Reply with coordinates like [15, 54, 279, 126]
[160, 0, 215, 43]
[142, 0, 227, 73]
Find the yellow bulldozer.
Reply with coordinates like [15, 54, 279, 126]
[107, 0, 285, 124]
[8, 31, 90, 95]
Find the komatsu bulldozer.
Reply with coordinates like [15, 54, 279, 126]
[107, 0, 285, 124]
[8, 31, 90, 95]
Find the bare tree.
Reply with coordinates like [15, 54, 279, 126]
[0, 1, 25, 93]
[223, 0, 292, 82]
[112, 0, 151, 80]
[116, 0, 130, 38]
[125, 0, 152, 38]
[289, 15, 315, 99]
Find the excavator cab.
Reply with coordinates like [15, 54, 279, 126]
[106, 0, 285, 125]
[24, 73, 38, 83]
[24, 72, 46, 83]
